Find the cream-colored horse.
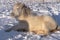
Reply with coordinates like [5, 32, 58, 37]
[8, 2, 60, 35]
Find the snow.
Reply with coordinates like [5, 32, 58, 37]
[0, 0, 60, 40]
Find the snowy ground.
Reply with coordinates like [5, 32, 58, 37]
[0, 0, 60, 40]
